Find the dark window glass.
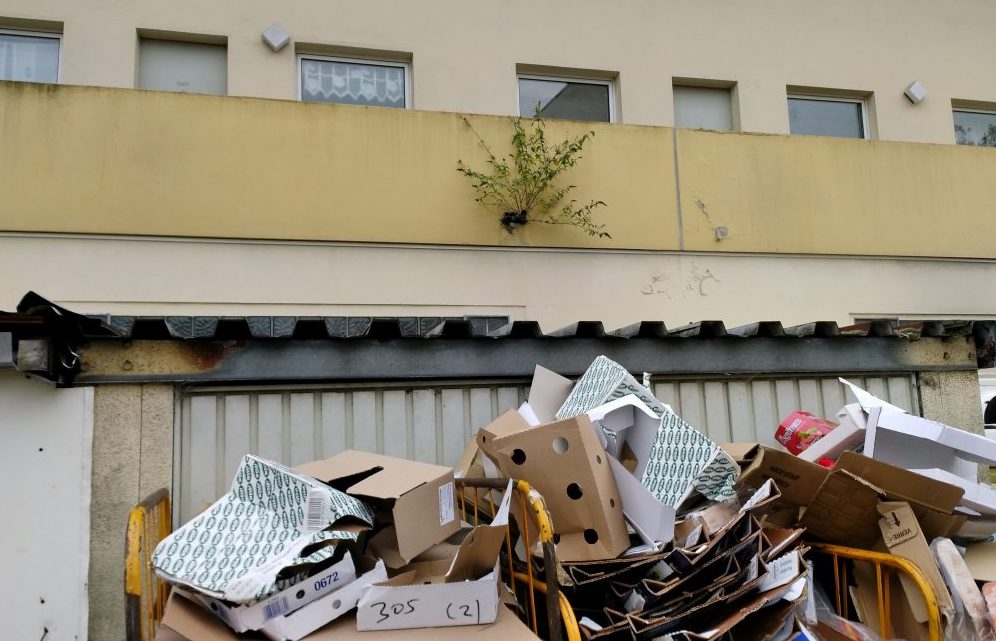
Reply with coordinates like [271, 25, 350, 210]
[518, 78, 610, 122]
[953, 110, 996, 147]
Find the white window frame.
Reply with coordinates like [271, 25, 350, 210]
[516, 73, 616, 123]
[296, 54, 411, 109]
[787, 93, 869, 140]
[0, 27, 62, 83]
[952, 107, 996, 145]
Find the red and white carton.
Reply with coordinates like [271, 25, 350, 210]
[776, 412, 837, 455]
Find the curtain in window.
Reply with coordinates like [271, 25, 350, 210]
[301, 59, 405, 108]
[0, 34, 59, 83]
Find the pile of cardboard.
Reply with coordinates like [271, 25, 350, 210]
[151, 355, 996, 641]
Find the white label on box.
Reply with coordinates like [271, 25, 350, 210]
[759, 551, 800, 592]
[439, 482, 455, 526]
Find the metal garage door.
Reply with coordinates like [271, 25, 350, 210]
[174, 374, 917, 523]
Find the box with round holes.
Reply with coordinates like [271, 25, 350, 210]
[477, 409, 629, 561]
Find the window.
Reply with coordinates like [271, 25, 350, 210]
[298, 55, 409, 108]
[788, 95, 867, 139]
[138, 39, 227, 95]
[0, 29, 59, 83]
[953, 109, 996, 147]
[673, 85, 734, 131]
[517, 75, 613, 122]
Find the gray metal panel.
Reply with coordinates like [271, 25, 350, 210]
[652, 374, 918, 448]
[175, 373, 917, 524]
[175, 381, 528, 523]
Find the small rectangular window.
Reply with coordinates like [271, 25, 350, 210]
[0, 30, 60, 83]
[517, 75, 613, 122]
[138, 39, 227, 95]
[788, 95, 867, 139]
[298, 56, 409, 108]
[674, 85, 733, 131]
[953, 109, 996, 147]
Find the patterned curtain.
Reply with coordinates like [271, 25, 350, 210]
[301, 59, 405, 108]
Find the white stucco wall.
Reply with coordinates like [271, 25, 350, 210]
[0, 371, 92, 641]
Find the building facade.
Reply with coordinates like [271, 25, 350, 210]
[3, 2, 996, 640]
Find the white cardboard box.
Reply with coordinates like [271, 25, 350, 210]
[910, 467, 996, 517]
[259, 561, 388, 641]
[355, 483, 512, 631]
[195, 556, 357, 633]
[797, 403, 866, 463]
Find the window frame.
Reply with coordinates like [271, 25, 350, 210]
[516, 73, 616, 123]
[787, 93, 870, 140]
[0, 27, 62, 84]
[952, 107, 996, 146]
[296, 53, 411, 109]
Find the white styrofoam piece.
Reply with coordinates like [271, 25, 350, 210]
[260, 561, 388, 641]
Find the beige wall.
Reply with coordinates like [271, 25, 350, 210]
[2, 0, 996, 143]
[4, 83, 996, 258]
[3, 234, 995, 328]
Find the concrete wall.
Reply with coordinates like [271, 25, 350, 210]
[3, 83, 996, 258]
[0, 371, 92, 641]
[2, 0, 996, 143]
[3, 235, 996, 329]
[89, 384, 172, 641]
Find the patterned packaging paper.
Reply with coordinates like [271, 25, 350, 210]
[153, 454, 375, 603]
[555, 355, 667, 421]
[641, 408, 739, 509]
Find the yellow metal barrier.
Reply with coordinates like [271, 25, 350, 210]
[125, 488, 172, 641]
[811, 542, 942, 641]
[457, 477, 580, 641]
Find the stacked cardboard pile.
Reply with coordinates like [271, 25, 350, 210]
[151, 356, 996, 641]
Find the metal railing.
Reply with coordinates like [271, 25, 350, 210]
[125, 488, 172, 641]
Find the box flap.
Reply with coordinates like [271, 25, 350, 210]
[296, 450, 451, 500]
[446, 481, 512, 582]
[801, 470, 884, 547]
[836, 452, 964, 514]
[839, 378, 907, 415]
[964, 541, 996, 581]
[719, 443, 760, 465]
[607, 455, 675, 546]
[527, 364, 574, 424]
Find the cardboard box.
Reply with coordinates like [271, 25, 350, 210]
[195, 556, 357, 633]
[864, 409, 995, 481]
[153, 455, 375, 603]
[554, 355, 667, 420]
[477, 409, 629, 561]
[800, 470, 884, 547]
[156, 591, 540, 641]
[355, 483, 512, 631]
[526, 364, 574, 423]
[876, 501, 954, 622]
[735, 444, 829, 527]
[797, 404, 866, 463]
[776, 411, 836, 455]
[909, 467, 996, 517]
[964, 540, 996, 582]
[296, 450, 459, 567]
[258, 561, 388, 641]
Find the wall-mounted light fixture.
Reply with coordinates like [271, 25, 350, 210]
[904, 81, 927, 105]
[262, 23, 290, 52]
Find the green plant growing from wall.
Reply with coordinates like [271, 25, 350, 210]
[456, 116, 609, 238]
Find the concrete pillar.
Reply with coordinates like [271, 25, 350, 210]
[918, 370, 984, 435]
[88, 384, 173, 641]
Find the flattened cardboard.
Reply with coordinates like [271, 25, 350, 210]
[157, 591, 540, 641]
[800, 470, 884, 547]
[477, 409, 628, 562]
[196, 556, 356, 633]
[296, 450, 459, 565]
[836, 452, 963, 514]
[355, 483, 512, 631]
[965, 541, 996, 582]
[876, 501, 954, 623]
[259, 561, 389, 641]
[153, 455, 374, 603]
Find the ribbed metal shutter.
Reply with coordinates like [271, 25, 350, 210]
[174, 374, 917, 523]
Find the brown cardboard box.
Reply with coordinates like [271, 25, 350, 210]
[477, 409, 629, 562]
[296, 450, 459, 566]
[156, 591, 540, 641]
[801, 470, 884, 546]
[734, 444, 829, 527]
